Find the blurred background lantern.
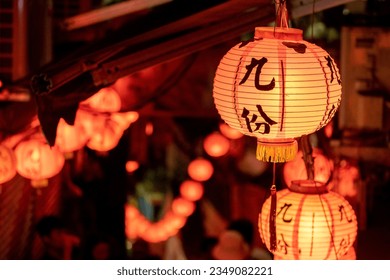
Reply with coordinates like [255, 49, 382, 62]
[219, 123, 243, 140]
[55, 118, 89, 157]
[0, 144, 17, 184]
[203, 132, 230, 157]
[283, 148, 334, 186]
[172, 197, 195, 217]
[81, 86, 122, 113]
[187, 157, 214, 182]
[258, 180, 358, 260]
[86, 115, 124, 152]
[213, 27, 342, 162]
[179, 180, 204, 202]
[125, 160, 140, 173]
[15, 135, 65, 187]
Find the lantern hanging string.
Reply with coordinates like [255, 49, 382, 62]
[269, 161, 277, 252]
[303, 134, 339, 259]
[274, 0, 289, 29]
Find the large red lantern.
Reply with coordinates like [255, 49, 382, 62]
[0, 144, 17, 184]
[187, 158, 214, 182]
[213, 27, 342, 162]
[258, 180, 358, 260]
[15, 136, 65, 187]
[179, 180, 204, 202]
[203, 132, 230, 158]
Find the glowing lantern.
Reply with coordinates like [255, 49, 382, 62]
[0, 144, 17, 184]
[283, 148, 333, 186]
[86, 115, 124, 152]
[55, 119, 88, 156]
[187, 158, 214, 182]
[125, 160, 139, 173]
[203, 132, 230, 157]
[81, 87, 121, 112]
[172, 197, 195, 217]
[258, 180, 357, 260]
[179, 180, 204, 202]
[15, 137, 65, 187]
[213, 27, 342, 162]
[111, 111, 139, 130]
[219, 123, 243, 140]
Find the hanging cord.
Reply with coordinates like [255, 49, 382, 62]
[269, 162, 277, 252]
[302, 134, 339, 259]
[274, 0, 289, 28]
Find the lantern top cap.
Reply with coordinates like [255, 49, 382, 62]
[255, 27, 303, 41]
[289, 180, 328, 194]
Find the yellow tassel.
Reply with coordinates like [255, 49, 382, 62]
[256, 139, 298, 162]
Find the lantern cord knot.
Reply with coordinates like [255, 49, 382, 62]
[269, 184, 277, 252]
[274, 0, 289, 28]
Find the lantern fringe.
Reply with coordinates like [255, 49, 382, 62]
[256, 140, 298, 163]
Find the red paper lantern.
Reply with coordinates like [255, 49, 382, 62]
[187, 158, 214, 182]
[125, 160, 139, 173]
[213, 27, 342, 162]
[81, 87, 121, 113]
[55, 119, 88, 156]
[172, 197, 195, 217]
[283, 148, 333, 186]
[15, 136, 65, 187]
[203, 132, 230, 157]
[0, 144, 17, 184]
[179, 180, 204, 202]
[86, 115, 124, 152]
[258, 180, 358, 260]
[219, 123, 243, 140]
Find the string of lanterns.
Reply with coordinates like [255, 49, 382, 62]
[0, 87, 138, 188]
[211, 0, 358, 260]
[124, 125, 236, 243]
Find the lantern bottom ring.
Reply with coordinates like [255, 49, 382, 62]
[256, 139, 298, 163]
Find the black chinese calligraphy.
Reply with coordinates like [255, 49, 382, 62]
[338, 205, 353, 223]
[276, 203, 293, 223]
[239, 57, 275, 91]
[241, 105, 277, 134]
[325, 56, 341, 85]
[277, 233, 290, 255]
[282, 42, 307, 54]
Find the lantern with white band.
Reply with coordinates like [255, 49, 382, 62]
[213, 27, 342, 162]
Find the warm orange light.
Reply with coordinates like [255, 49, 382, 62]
[125, 160, 139, 173]
[203, 132, 230, 157]
[111, 111, 139, 130]
[187, 158, 214, 182]
[172, 197, 195, 217]
[179, 180, 204, 202]
[14, 136, 65, 187]
[81, 87, 121, 112]
[213, 27, 342, 162]
[55, 119, 88, 155]
[219, 123, 244, 140]
[258, 180, 358, 260]
[283, 148, 333, 186]
[86, 115, 124, 152]
[145, 122, 153, 136]
[0, 144, 17, 184]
